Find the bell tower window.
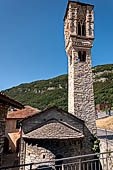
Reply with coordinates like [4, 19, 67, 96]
[77, 20, 86, 36]
[78, 51, 86, 62]
[82, 23, 86, 36]
[78, 22, 81, 36]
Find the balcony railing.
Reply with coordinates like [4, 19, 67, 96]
[0, 151, 113, 170]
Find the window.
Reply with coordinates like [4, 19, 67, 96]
[78, 22, 81, 36]
[43, 155, 45, 159]
[78, 51, 82, 62]
[89, 24, 92, 36]
[78, 51, 86, 62]
[82, 23, 86, 36]
[82, 51, 86, 61]
[70, 56, 72, 65]
[78, 20, 86, 36]
[16, 120, 20, 129]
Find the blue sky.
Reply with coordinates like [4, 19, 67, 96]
[0, 0, 113, 91]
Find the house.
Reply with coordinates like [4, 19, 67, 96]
[5, 106, 40, 153]
[0, 92, 24, 166]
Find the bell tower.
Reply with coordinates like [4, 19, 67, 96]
[64, 1, 96, 133]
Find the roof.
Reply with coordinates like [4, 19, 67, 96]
[21, 106, 84, 124]
[64, 1, 94, 21]
[23, 119, 84, 139]
[7, 105, 40, 119]
[0, 92, 24, 109]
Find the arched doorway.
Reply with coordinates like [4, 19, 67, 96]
[55, 155, 63, 170]
[3, 137, 9, 153]
[16, 138, 20, 153]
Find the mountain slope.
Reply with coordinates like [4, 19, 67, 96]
[3, 64, 113, 111]
[3, 75, 68, 111]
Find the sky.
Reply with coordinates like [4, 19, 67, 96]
[0, 0, 113, 91]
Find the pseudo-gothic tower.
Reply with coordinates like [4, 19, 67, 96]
[64, 1, 96, 133]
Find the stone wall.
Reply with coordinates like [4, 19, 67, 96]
[22, 109, 84, 135]
[72, 48, 96, 132]
[99, 139, 113, 170]
[23, 138, 81, 170]
[0, 103, 9, 166]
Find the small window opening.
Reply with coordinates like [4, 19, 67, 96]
[78, 51, 86, 62]
[89, 24, 92, 35]
[16, 120, 20, 129]
[70, 56, 72, 65]
[78, 51, 82, 62]
[82, 51, 86, 61]
[43, 155, 45, 159]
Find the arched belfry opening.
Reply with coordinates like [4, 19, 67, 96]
[77, 20, 86, 36]
[78, 22, 81, 36]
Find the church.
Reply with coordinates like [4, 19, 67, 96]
[20, 1, 96, 168]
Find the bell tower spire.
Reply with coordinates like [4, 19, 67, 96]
[64, 1, 96, 133]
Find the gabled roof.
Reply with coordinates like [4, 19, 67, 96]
[0, 92, 24, 109]
[21, 106, 84, 124]
[7, 105, 40, 119]
[64, 1, 94, 21]
[23, 119, 84, 139]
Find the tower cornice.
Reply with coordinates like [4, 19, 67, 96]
[64, 1, 94, 21]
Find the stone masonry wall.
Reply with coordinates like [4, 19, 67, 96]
[22, 109, 84, 135]
[0, 103, 8, 166]
[24, 139, 81, 170]
[72, 48, 96, 133]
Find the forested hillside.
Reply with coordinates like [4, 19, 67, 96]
[3, 64, 113, 111]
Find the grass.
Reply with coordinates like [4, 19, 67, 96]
[96, 116, 113, 130]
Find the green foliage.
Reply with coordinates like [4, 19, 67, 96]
[94, 79, 113, 105]
[92, 134, 100, 154]
[93, 64, 113, 73]
[3, 74, 68, 111]
[2, 64, 113, 110]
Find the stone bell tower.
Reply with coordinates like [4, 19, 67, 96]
[64, 1, 96, 133]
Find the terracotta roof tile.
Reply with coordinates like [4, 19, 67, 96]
[7, 105, 40, 119]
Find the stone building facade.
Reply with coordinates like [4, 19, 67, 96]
[20, 106, 86, 169]
[0, 92, 24, 167]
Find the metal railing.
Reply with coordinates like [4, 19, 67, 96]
[0, 151, 113, 170]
